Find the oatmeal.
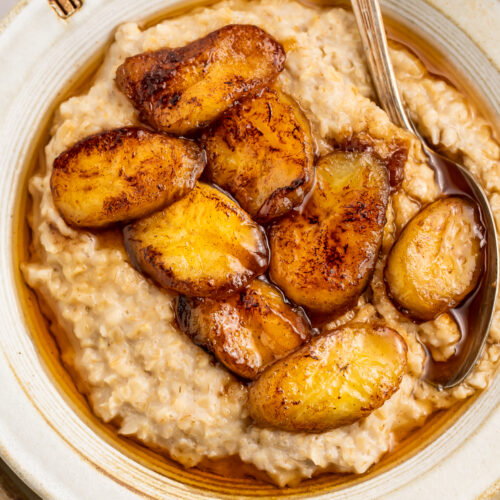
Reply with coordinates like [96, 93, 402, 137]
[22, 0, 500, 486]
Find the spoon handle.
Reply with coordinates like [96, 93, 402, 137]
[351, 0, 415, 133]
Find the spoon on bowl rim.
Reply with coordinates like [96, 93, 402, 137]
[351, 0, 499, 389]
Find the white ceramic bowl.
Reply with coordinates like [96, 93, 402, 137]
[0, 1, 499, 498]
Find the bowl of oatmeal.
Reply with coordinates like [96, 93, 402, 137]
[1, 0, 499, 498]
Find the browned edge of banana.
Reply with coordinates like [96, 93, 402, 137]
[115, 24, 286, 134]
[268, 149, 390, 316]
[201, 86, 315, 223]
[248, 322, 408, 433]
[383, 196, 484, 322]
[51, 126, 205, 228]
[174, 279, 311, 379]
[336, 131, 409, 189]
[122, 183, 270, 299]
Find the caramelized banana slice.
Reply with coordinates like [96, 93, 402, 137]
[385, 197, 483, 321]
[269, 150, 390, 314]
[248, 323, 407, 432]
[116, 25, 285, 135]
[175, 279, 311, 379]
[202, 88, 314, 222]
[124, 183, 269, 297]
[51, 127, 205, 228]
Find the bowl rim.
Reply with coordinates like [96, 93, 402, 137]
[0, 0, 499, 498]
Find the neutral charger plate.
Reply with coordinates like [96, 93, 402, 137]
[0, 0, 499, 498]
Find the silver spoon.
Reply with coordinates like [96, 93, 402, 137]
[351, 0, 499, 389]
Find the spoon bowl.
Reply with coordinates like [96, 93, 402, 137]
[420, 147, 498, 388]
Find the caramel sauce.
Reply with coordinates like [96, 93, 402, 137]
[12, 0, 499, 488]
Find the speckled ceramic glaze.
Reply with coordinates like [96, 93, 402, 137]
[0, 0, 499, 498]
